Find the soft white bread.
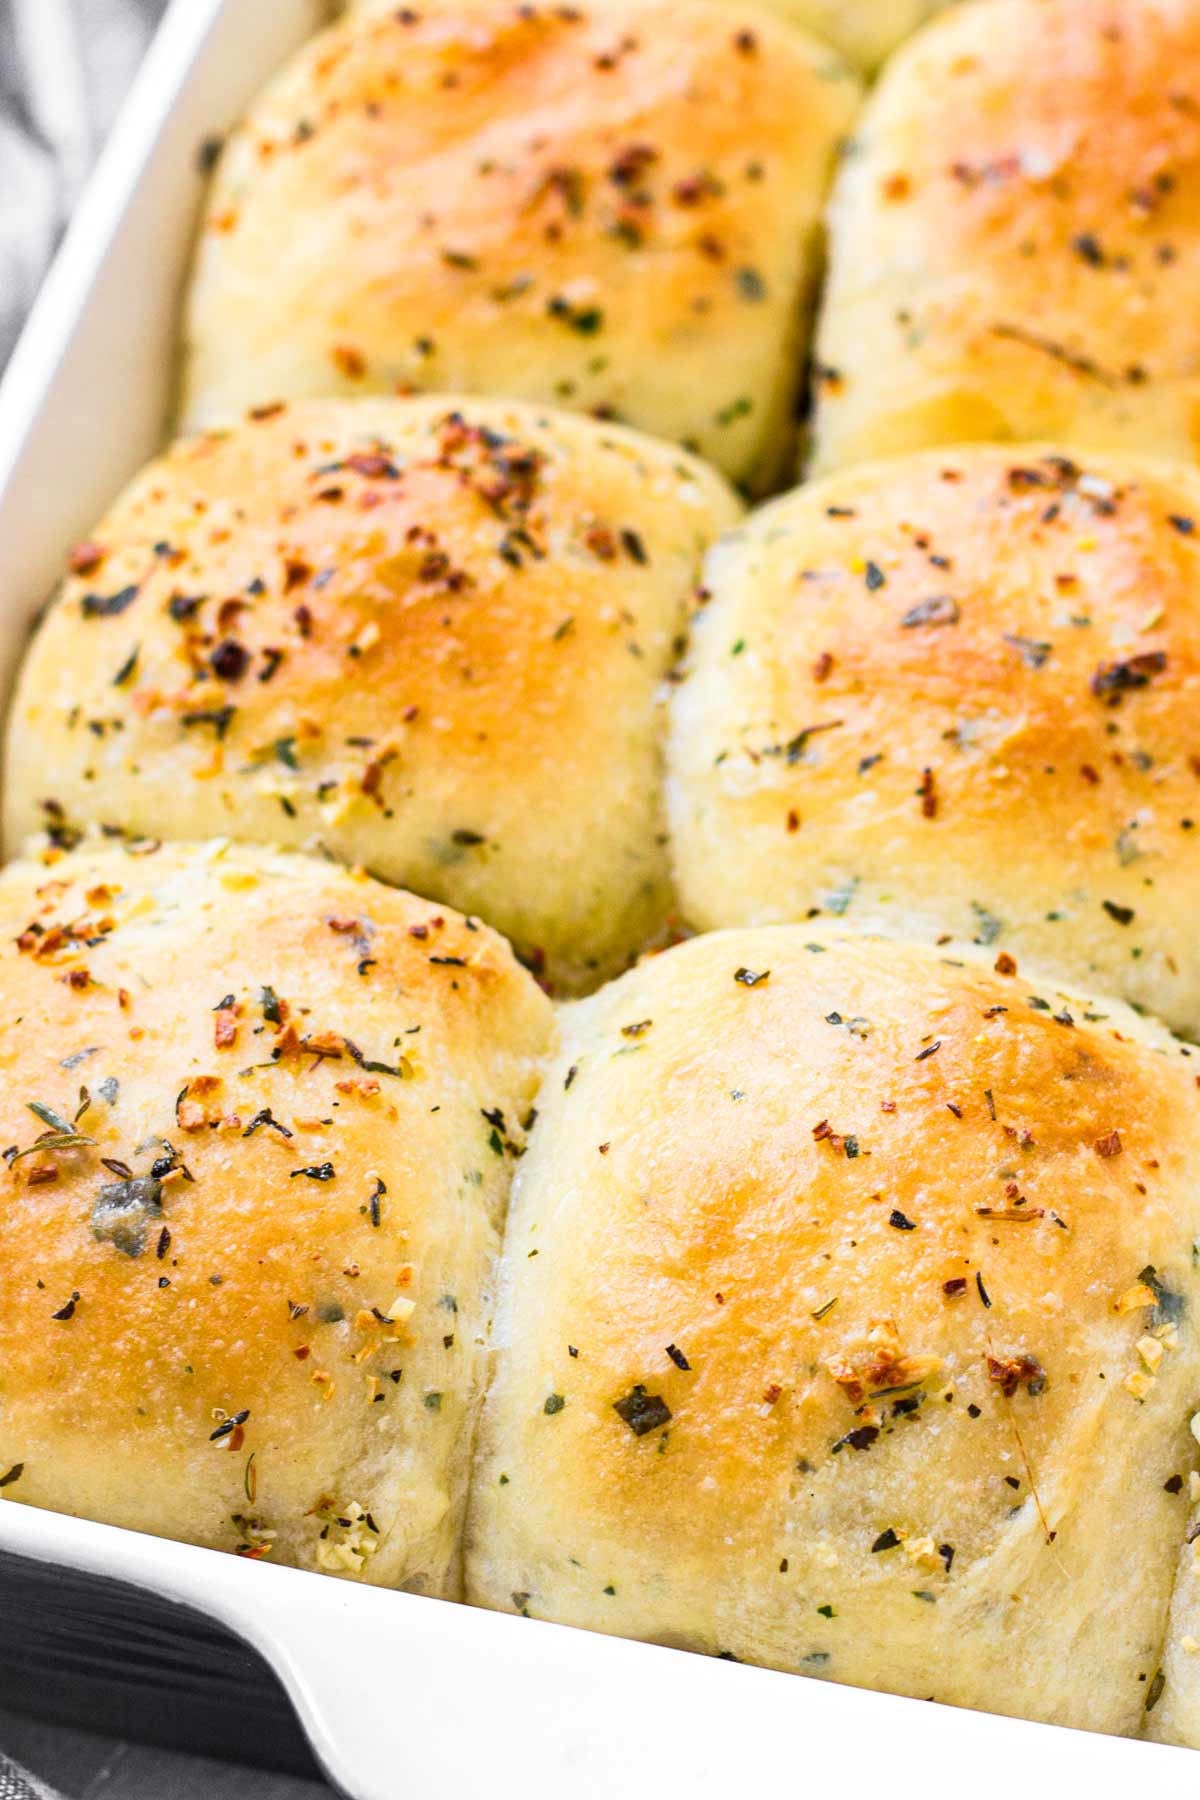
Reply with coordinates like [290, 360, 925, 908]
[1149, 1488, 1200, 1744]
[349, 0, 947, 72]
[4, 396, 740, 993]
[179, 0, 860, 491]
[467, 925, 1200, 1733]
[729, 0, 947, 69]
[811, 0, 1200, 476]
[0, 841, 553, 1588]
[668, 446, 1200, 1041]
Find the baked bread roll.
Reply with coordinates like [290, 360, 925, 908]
[467, 925, 1200, 1733]
[179, 0, 859, 491]
[811, 0, 1200, 476]
[4, 396, 739, 993]
[0, 840, 552, 1589]
[350, 0, 946, 72]
[668, 446, 1200, 1041]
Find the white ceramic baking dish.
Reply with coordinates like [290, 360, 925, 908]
[0, 3, 1197, 1793]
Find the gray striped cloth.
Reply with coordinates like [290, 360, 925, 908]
[0, 0, 167, 369]
[0, 1752, 62, 1800]
[0, 3, 155, 1786]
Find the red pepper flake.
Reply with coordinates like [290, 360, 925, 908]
[345, 453, 398, 480]
[1095, 1129, 1123, 1158]
[214, 1007, 238, 1050]
[69, 540, 106, 575]
[1091, 652, 1167, 701]
[917, 768, 938, 819]
[332, 344, 367, 380]
[994, 952, 1017, 976]
[986, 1352, 1046, 1398]
[177, 1098, 206, 1133]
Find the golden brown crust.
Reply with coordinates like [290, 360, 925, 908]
[812, 0, 1200, 474]
[468, 926, 1200, 1732]
[4, 396, 740, 993]
[668, 446, 1200, 1040]
[180, 0, 859, 490]
[0, 841, 553, 1588]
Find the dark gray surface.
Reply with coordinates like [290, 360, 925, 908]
[0, 1712, 332, 1800]
[0, 4, 339, 1789]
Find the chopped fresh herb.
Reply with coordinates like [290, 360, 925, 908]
[91, 1176, 164, 1259]
[613, 1385, 672, 1436]
[210, 1409, 249, 1443]
[81, 585, 138, 619]
[901, 595, 959, 628]
[832, 1424, 879, 1453]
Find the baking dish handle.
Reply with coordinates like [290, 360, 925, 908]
[1, 1502, 1197, 1800]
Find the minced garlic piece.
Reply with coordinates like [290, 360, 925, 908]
[1124, 1370, 1155, 1400]
[315, 1499, 380, 1576]
[1114, 1282, 1157, 1315]
[1136, 1335, 1164, 1373]
[381, 1294, 416, 1324]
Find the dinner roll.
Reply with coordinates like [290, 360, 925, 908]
[668, 447, 1200, 1042]
[0, 840, 553, 1589]
[4, 396, 739, 994]
[467, 926, 1200, 1733]
[811, 0, 1200, 476]
[350, 0, 947, 72]
[179, 0, 859, 491]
